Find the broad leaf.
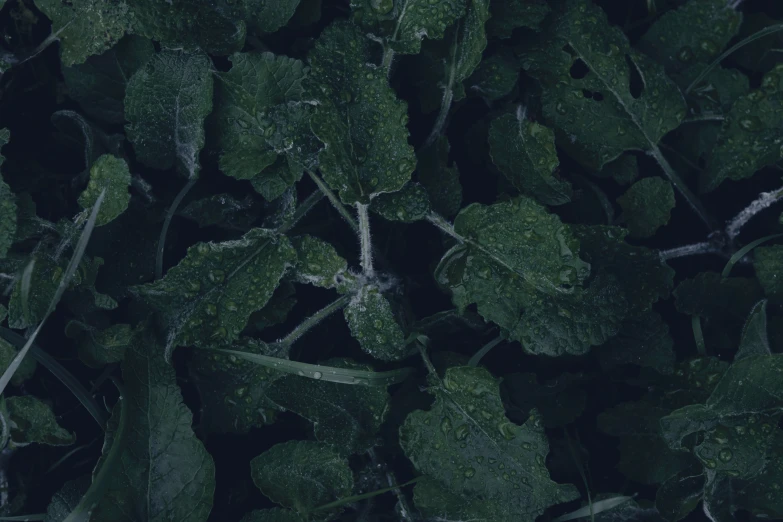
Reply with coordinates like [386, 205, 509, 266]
[214, 52, 318, 189]
[344, 285, 407, 361]
[65, 321, 132, 367]
[190, 339, 282, 434]
[400, 366, 578, 522]
[90, 328, 216, 522]
[617, 177, 675, 238]
[78, 155, 131, 226]
[125, 50, 213, 177]
[521, 0, 686, 170]
[370, 182, 431, 222]
[412, 476, 511, 522]
[0, 337, 37, 386]
[267, 358, 389, 455]
[489, 108, 572, 205]
[6, 396, 75, 446]
[63, 35, 155, 124]
[34, 0, 130, 66]
[703, 64, 783, 191]
[754, 245, 783, 303]
[465, 49, 520, 102]
[133, 228, 296, 359]
[250, 440, 353, 515]
[309, 22, 415, 204]
[487, 0, 549, 38]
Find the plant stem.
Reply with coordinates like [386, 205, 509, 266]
[278, 189, 325, 234]
[648, 145, 716, 231]
[660, 241, 722, 261]
[725, 184, 783, 240]
[417, 341, 438, 377]
[279, 295, 351, 348]
[423, 24, 459, 148]
[357, 203, 374, 277]
[467, 335, 504, 367]
[681, 114, 725, 123]
[306, 170, 358, 231]
[382, 46, 396, 77]
[156, 178, 197, 280]
[309, 477, 421, 514]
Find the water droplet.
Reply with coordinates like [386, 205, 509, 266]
[209, 270, 225, 283]
[739, 116, 762, 132]
[677, 47, 694, 63]
[455, 424, 469, 441]
[719, 449, 733, 462]
[313, 371, 323, 380]
[441, 417, 453, 435]
[556, 103, 567, 115]
[699, 39, 718, 55]
[235, 387, 246, 397]
[704, 458, 717, 469]
[464, 467, 475, 478]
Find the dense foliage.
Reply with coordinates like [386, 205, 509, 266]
[1, 0, 783, 521]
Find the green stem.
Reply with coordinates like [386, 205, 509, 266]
[423, 21, 459, 149]
[692, 315, 706, 356]
[277, 189, 325, 234]
[382, 46, 396, 76]
[357, 203, 374, 277]
[309, 477, 422, 514]
[279, 295, 351, 348]
[648, 145, 716, 231]
[306, 170, 358, 231]
[156, 178, 197, 280]
[722, 233, 783, 278]
[467, 335, 503, 367]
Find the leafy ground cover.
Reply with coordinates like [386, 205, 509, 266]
[1, 0, 783, 521]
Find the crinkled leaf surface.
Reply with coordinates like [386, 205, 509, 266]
[190, 338, 282, 434]
[133, 228, 296, 359]
[400, 366, 578, 522]
[487, 0, 549, 38]
[0, 337, 37, 386]
[90, 329, 216, 522]
[489, 108, 572, 205]
[129, 0, 246, 55]
[522, 0, 686, 170]
[78, 154, 131, 226]
[267, 358, 389, 455]
[344, 285, 407, 361]
[704, 65, 783, 191]
[250, 440, 353, 515]
[125, 50, 213, 177]
[617, 177, 675, 238]
[754, 245, 783, 303]
[290, 235, 354, 292]
[638, 0, 742, 77]
[34, 0, 130, 66]
[63, 35, 154, 124]
[309, 22, 415, 204]
[214, 52, 317, 184]
[6, 396, 75, 446]
[370, 182, 431, 222]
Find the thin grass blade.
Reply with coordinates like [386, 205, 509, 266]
[552, 496, 633, 522]
[722, 233, 783, 278]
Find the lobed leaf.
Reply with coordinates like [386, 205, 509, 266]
[6, 396, 75, 447]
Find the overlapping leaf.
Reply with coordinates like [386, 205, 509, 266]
[344, 285, 407, 361]
[78, 155, 131, 226]
[370, 182, 431, 222]
[617, 177, 675, 238]
[5, 396, 75, 447]
[754, 245, 783, 303]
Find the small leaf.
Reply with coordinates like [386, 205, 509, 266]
[62, 35, 155, 124]
[189, 338, 282, 434]
[370, 183, 431, 222]
[344, 285, 407, 361]
[133, 228, 296, 360]
[489, 108, 572, 205]
[78, 155, 131, 226]
[268, 358, 389, 455]
[290, 235, 355, 292]
[754, 244, 783, 303]
[125, 50, 213, 177]
[64, 321, 132, 367]
[250, 440, 353, 515]
[400, 366, 578, 522]
[703, 64, 783, 191]
[90, 328, 216, 521]
[34, 0, 130, 66]
[417, 136, 462, 218]
[6, 396, 75, 446]
[617, 177, 675, 238]
[309, 22, 415, 204]
[487, 0, 550, 38]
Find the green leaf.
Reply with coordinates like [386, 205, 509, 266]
[34, 0, 130, 66]
[240, 509, 305, 522]
[90, 328, 216, 522]
[655, 471, 705, 522]
[489, 108, 572, 206]
[487, 0, 550, 38]
[244, 0, 301, 33]
[267, 358, 389, 455]
[45, 477, 90, 522]
[674, 272, 763, 321]
[617, 177, 675, 238]
[344, 285, 407, 361]
[62, 35, 155, 124]
[737, 300, 771, 360]
[64, 322, 132, 368]
[133, 228, 296, 360]
[521, 0, 686, 170]
[754, 244, 783, 303]
[416, 136, 462, 218]
[0, 177, 15, 260]
[189, 338, 282, 434]
[595, 311, 675, 375]
[465, 49, 520, 103]
[252, 282, 297, 330]
[250, 440, 353, 515]
[703, 64, 783, 191]
[379, 0, 467, 55]
[6, 396, 75, 446]
[125, 50, 213, 177]
[214, 52, 317, 187]
[594, 154, 639, 186]
[370, 182, 431, 222]
[733, 430, 783, 518]
[309, 22, 415, 204]
[130, 0, 245, 55]
[412, 476, 511, 522]
[78, 155, 130, 226]
[400, 366, 578, 522]
[290, 235, 355, 292]
[637, 0, 742, 77]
